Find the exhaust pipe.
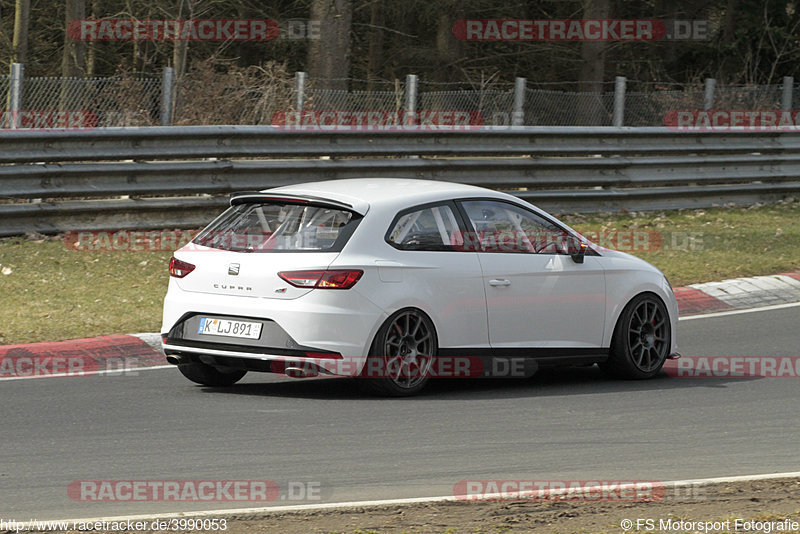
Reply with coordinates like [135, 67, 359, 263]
[284, 366, 319, 378]
[166, 354, 185, 365]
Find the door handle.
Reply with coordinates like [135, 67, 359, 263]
[489, 278, 511, 287]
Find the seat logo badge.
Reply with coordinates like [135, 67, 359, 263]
[228, 263, 240, 276]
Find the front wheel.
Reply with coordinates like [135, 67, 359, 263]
[178, 362, 247, 386]
[358, 308, 438, 397]
[601, 293, 671, 379]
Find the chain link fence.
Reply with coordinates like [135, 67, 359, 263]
[624, 89, 704, 127]
[172, 64, 295, 126]
[305, 89, 403, 112]
[0, 76, 9, 108]
[2, 67, 799, 128]
[715, 84, 783, 109]
[420, 89, 515, 126]
[304, 79, 404, 112]
[24, 75, 162, 127]
[523, 89, 611, 126]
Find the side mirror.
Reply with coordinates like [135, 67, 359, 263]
[571, 241, 588, 264]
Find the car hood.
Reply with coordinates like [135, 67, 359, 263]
[594, 247, 665, 276]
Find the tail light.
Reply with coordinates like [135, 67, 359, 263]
[278, 269, 363, 289]
[169, 257, 195, 278]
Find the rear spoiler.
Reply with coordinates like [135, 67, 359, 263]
[230, 191, 366, 215]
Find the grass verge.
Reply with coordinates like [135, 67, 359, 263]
[562, 199, 800, 286]
[0, 200, 798, 345]
[0, 236, 172, 345]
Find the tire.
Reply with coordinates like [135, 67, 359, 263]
[601, 293, 671, 379]
[358, 308, 438, 397]
[177, 362, 247, 387]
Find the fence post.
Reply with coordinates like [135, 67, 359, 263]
[404, 74, 418, 157]
[8, 63, 24, 129]
[781, 76, 793, 111]
[404, 74, 418, 123]
[160, 67, 175, 126]
[703, 78, 716, 110]
[612, 76, 626, 127]
[512, 77, 526, 126]
[295, 71, 307, 112]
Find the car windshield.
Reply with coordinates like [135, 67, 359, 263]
[193, 202, 358, 252]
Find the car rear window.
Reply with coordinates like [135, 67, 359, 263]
[193, 202, 359, 252]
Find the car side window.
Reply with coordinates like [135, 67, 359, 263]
[460, 199, 571, 254]
[386, 203, 464, 251]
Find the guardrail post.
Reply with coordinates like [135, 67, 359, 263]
[781, 76, 793, 110]
[703, 78, 716, 110]
[612, 76, 626, 127]
[8, 63, 24, 129]
[160, 67, 175, 126]
[512, 77, 526, 126]
[295, 71, 307, 112]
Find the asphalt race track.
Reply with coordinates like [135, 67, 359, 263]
[2, 306, 799, 521]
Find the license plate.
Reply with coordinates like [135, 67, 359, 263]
[197, 317, 262, 340]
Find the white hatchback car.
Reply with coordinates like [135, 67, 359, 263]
[162, 179, 679, 396]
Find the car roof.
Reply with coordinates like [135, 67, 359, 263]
[265, 178, 511, 213]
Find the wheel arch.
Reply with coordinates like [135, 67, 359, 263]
[357, 306, 440, 396]
[365, 304, 440, 354]
[604, 283, 676, 348]
[607, 290, 673, 363]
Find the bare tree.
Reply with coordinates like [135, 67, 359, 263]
[11, 0, 30, 65]
[718, 0, 739, 82]
[577, 0, 610, 125]
[86, 0, 98, 76]
[307, 0, 353, 90]
[172, 0, 194, 81]
[433, 7, 462, 83]
[61, 0, 87, 77]
[366, 0, 384, 91]
[60, 0, 87, 109]
[577, 0, 609, 94]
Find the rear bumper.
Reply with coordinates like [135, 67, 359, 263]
[161, 309, 367, 376]
[162, 340, 355, 376]
[161, 282, 385, 372]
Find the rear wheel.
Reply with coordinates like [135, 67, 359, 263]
[601, 293, 670, 379]
[177, 362, 247, 386]
[359, 308, 438, 397]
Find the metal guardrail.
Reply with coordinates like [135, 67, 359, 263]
[1, 126, 799, 236]
[1, 126, 799, 163]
